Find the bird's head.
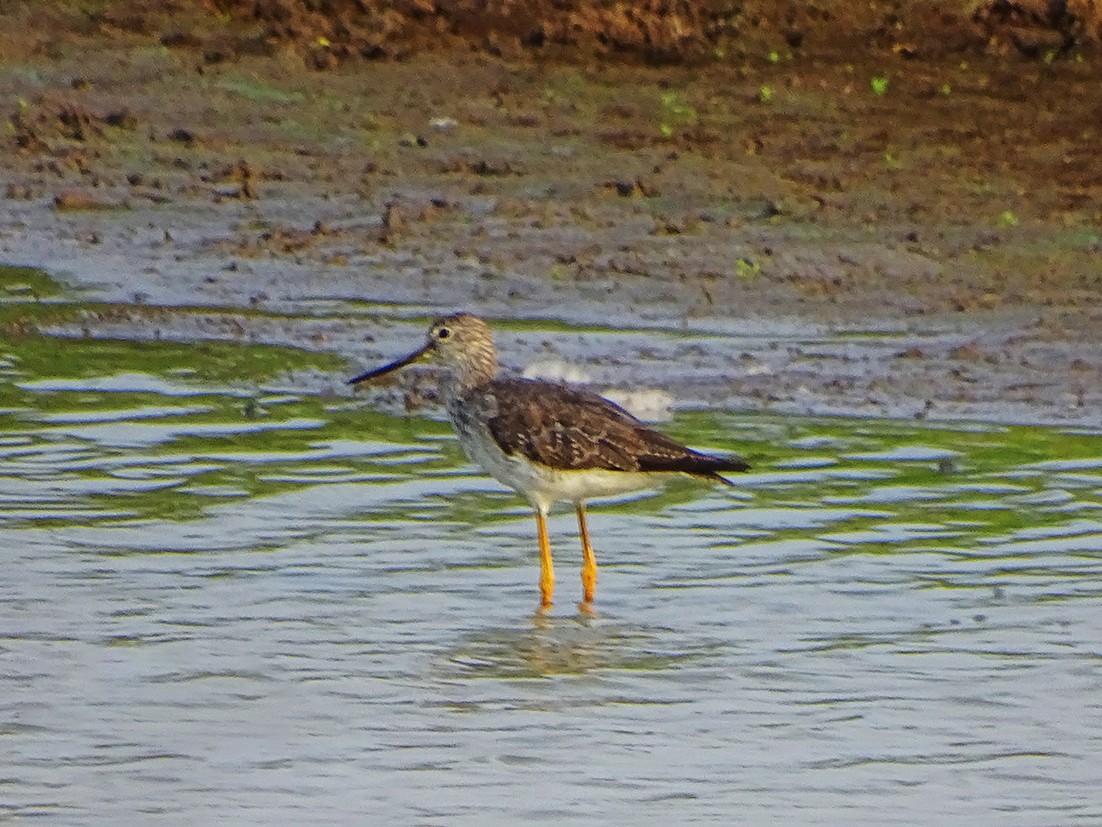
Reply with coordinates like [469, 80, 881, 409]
[348, 312, 497, 388]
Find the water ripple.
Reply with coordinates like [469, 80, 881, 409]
[1, 375, 1100, 824]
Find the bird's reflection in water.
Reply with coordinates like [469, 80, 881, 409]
[441, 613, 694, 679]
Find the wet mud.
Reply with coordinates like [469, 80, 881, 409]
[0, 1, 1099, 426]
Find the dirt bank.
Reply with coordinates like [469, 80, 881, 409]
[41, 0, 1102, 65]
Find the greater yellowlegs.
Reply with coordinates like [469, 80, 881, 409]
[349, 313, 749, 611]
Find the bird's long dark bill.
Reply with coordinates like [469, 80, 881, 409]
[347, 342, 432, 386]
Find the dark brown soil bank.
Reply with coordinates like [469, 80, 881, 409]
[69, 0, 1102, 65]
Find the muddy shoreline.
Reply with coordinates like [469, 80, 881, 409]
[1, 6, 1099, 428]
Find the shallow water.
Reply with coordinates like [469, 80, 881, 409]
[2, 350, 1101, 825]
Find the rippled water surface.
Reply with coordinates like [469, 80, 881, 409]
[2, 337, 1101, 825]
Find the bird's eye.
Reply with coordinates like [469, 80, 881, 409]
[436, 327, 451, 340]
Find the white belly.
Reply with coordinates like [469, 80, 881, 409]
[454, 421, 658, 513]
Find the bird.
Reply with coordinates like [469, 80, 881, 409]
[348, 313, 749, 612]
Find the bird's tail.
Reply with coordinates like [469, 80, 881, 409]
[641, 450, 750, 482]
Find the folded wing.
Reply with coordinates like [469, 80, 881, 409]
[485, 378, 749, 482]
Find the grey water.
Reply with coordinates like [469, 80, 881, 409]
[2, 368, 1101, 825]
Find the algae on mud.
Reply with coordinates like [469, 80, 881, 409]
[5, 305, 1100, 557]
[0, 265, 362, 523]
[0, 265, 344, 383]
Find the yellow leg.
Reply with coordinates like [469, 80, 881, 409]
[536, 508, 554, 609]
[577, 502, 597, 609]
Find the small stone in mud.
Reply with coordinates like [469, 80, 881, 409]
[167, 127, 197, 146]
[470, 158, 517, 176]
[138, 190, 173, 205]
[238, 164, 258, 199]
[213, 186, 245, 201]
[380, 203, 407, 240]
[53, 191, 123, 211]
[653, 219, 692, 236]
[758, 199, 786, 218]
[607, 178, 657, 198]
[949, 343, 988, 361]
[56, 104, 99, 141]
[105, 109, 138, 129]
[161, 30, 202, 49]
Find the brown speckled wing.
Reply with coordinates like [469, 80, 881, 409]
[485, 378, 749, 480]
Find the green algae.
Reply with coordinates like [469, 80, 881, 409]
[0, 266, 1097, 572]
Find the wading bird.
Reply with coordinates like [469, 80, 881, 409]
[349, 313, 748, 611]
